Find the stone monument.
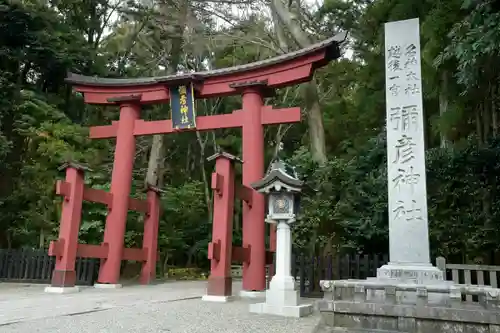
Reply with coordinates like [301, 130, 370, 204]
[376, 17, 444, 285]
[248, 156, 313, 318]
[314, 18, 500, 333]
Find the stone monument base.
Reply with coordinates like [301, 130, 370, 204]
[316, 279, 500, 333]
[376, 262, 445, 284]
[366, 263, 454, 304]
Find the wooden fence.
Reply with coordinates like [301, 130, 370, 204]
[293, 253, 389, 298]
[295, 255, 500, 300]
[436, 256, 500, 302]
[0, 249, 98, 285]
[3, 249, 498, 299]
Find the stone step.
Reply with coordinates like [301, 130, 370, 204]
[328, 328, 402, 333]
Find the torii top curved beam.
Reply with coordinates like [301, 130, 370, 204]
[66, 33, 347, 105]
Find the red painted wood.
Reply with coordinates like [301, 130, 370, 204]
[80, 86, 169, 104]
[235, 184, 253, 207]
[50, 167, 85, 288]
[211, 172, 224, 196]
[230, 247, 274, 264]
[57, 182, 147, 213]
[89, 122, 118, 140]
[63, 47, 319, 291]
[241, 88, 266, 292]
[53, 242, 158, 262]
[128, 197, 149, 213]
[231, 246, 251, 263]
[207, 240, 221, 261]
[140, 189, 161, 284]
[73, 52, 324, 104]
[207, 156, 236, 297]
[122, 248, 146, 261]
[83, 187, 113, 206]
[98, 103, 140, 284]
[89, 107, 300, 139]
[260, 106, 300, 125]
[77, 243, 109, 259]
[135, 113, 243, 135]
[78, 244, 144, 260]
[55, 180, 71, 198]
[48, 239, 64, 257]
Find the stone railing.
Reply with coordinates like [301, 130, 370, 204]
[319, 279, 500, 309]
[316, 280, 500, 332]
[436, 256, 500, 301]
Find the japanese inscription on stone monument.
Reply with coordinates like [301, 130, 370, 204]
[385, 18, 430, 264]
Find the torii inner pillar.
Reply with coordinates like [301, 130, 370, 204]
[238, 84, 267, 293]
[64, 32, 345, 293]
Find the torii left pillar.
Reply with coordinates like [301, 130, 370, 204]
[96, 96, 140, 288]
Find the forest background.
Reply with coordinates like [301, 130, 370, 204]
[1, 0, 500, 275]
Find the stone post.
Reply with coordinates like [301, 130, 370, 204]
[377, 17, 444, 285]
[269, 222, 294, 290]
[249, 219, 313, 317]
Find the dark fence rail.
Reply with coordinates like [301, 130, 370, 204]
[0, 249, 386, 292]
[292, 253, 389, 298]
[0, 249, 99, 286]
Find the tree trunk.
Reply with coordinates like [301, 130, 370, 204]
[270, 0, 328, 164]
[195, 130, 213, 222]
[483, 89, 491, 142]
[145, 1, 188, 187]
[271, 0, 311, 47]
[271, 2, 290, 52]
[439, 71, 450, 148]
[492, 83, 498, 137]
[476, 105, 484, 146]
[304, 80, 328, 164]
[39, 229, 45, 249]
[146, 134, 165, 187]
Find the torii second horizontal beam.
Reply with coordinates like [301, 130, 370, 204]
[89, 106, 301, 139]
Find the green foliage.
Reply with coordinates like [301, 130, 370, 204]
[293, 136, 500, 263]
[166, 267, 207, 280]
[426, 138, 500, 263]
[2, 0, 500, 269]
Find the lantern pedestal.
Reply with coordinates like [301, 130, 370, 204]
[249, 221, 313, 317]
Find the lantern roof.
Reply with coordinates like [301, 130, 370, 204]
[251, 157, 303, 193]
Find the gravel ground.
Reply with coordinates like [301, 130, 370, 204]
[0, 281, 320, 333]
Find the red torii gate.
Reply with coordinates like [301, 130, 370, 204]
[53, 33, 345, 293]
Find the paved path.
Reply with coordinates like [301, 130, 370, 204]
[0, 281, 320, 332]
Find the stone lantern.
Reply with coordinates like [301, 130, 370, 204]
[248, 157, 313, 317]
